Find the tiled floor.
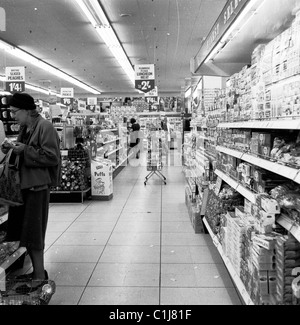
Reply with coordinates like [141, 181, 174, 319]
[15, 151, 242, 305]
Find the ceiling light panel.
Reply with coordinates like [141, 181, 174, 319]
[75, 0, 135, 85]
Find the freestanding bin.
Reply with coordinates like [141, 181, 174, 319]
[91, 158, 113, 200]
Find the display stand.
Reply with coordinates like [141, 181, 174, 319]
[144, 129, 166, 185]
[91, 158, 113, 200]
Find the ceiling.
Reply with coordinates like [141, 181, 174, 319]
[0, 0, 227, 100]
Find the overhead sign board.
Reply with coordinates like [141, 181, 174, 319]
[135, 64, 155, 93]
[87, 97, 98, 106]
[61, 98, 74, 107]
[192, 0, 249, 73]
[60, 88, 74, 98]
[5, 66, 25, 94]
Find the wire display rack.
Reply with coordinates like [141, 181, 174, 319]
[144, 129, 167, 185]
[0, 277, 56, 305]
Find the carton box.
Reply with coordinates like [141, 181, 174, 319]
[256, 194, 280, 214]
[252, 234, 277, 250]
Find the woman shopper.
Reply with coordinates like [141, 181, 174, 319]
[1, 93, 61, 293]
[129, 118, 141, 159]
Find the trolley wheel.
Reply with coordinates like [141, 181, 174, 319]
[144, 182, 147, 186]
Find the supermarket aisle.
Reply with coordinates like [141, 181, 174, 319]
[17, 153, 242, 305]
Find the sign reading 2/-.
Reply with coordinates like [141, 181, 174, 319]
[135, 79, 155, 93]
[134, 64, 155, 93]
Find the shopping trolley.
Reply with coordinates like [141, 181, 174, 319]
[144, 129, 167, 185]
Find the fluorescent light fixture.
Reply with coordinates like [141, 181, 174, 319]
[25, 83, 61, 97]
[195, 79, 203, 92]
[204, 0, 265, 63]
[75, 0, 135, 84]
[185, 87, 191, 98]
[0, 39, 101, 95]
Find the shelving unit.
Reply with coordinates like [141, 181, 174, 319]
[50, 187, 91, 203]
[217, 146, 300, 183]
[203, 217, 254, 306]
[215, 169, 257, 204]
[189, 0, 300, 306]
[0, 246, 27, 291]
[276, 214, 300, 243]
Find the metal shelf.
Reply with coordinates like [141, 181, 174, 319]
[203, 218, 254, 305]
[276, 214, 300, 243]
[102, 137, 121, 145]
[215, 169, 256, 204]
[218, 119, 300, 130]
[106, 146, 123, 157]
[217, 146, 300, 184]
[0, 246, 27, 284]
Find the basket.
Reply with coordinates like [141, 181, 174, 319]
[0, 278, 56, 305]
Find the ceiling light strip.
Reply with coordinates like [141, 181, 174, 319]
[75, 0, 135, 84]
[0, 39, 101, 94]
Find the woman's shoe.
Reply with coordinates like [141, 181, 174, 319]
[15, 279, 48, 295]
[15, 270, 48, 281]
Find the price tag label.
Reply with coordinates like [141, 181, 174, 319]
[135, 79, 155, 93]
[5, 81, 25, 94]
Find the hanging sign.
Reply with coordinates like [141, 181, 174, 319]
[135, 64, 155, 93]
[61, 97, 74, 107]
[192, 0, 249, 73]
[77, 100, 86, 111]
[60, 88, 74, 98]
[5, 67, 25, 94]
[87, 97, 97, 105]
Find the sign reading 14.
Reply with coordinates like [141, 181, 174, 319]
[6, 82, 25, 94]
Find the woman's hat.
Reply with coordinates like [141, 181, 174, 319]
[9, 93, 36, 110]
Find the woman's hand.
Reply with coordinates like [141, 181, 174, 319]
[13, 142, 26, 155]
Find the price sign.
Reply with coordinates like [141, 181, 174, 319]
[5, 82, 25, 93]
[60, 88, 74, 98]
[5, 66, 25, 94]
[61, 98, 74, 107]
[135, 79, 155, 93]
[135, 64, 155, 93]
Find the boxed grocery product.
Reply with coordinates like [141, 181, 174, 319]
[251, 246, 276, 264]
[256, 194, 280, 214]
[260, 146, 271, 159]
[244, 199, 252, 215]
[235, 206, 247, 221]
[252, 234, 278, 250]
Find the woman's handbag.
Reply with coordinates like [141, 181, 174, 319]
[0, 149, 23, 206]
